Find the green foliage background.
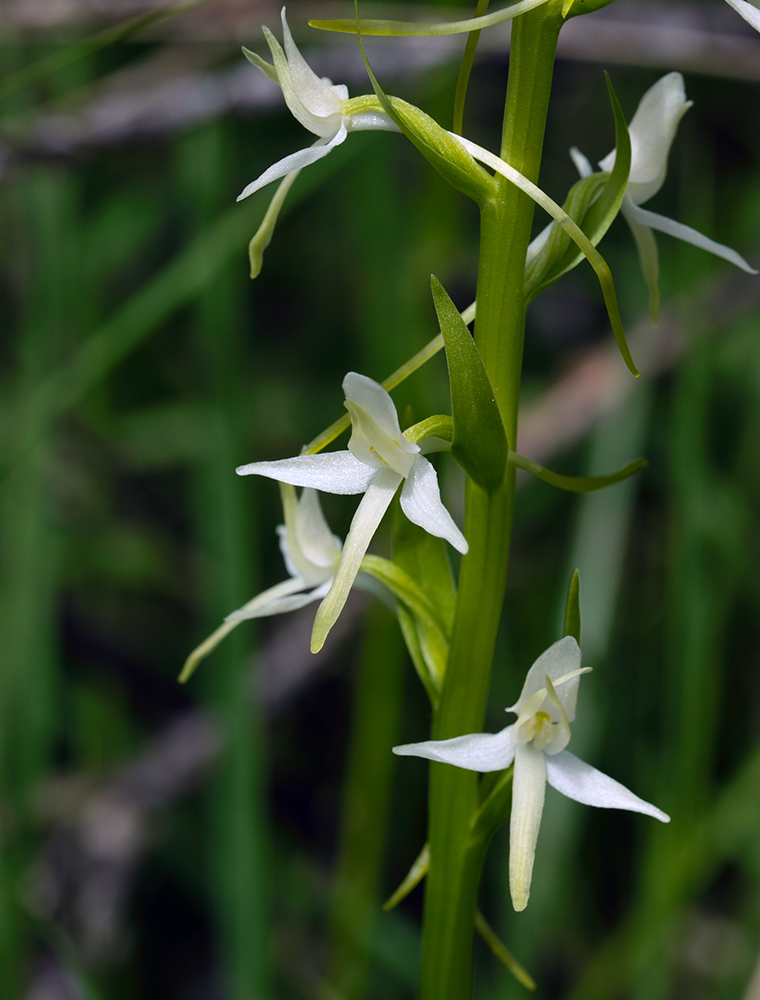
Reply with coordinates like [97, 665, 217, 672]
[0, 2, 759, 998]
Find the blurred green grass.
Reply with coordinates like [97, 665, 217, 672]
[0, 3, 759, 999]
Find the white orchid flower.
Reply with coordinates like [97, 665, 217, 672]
[571, 72, 756, 319]
[237, 372, 467, 653]
[723, 0, 760, 31]
[237, 8, 398, 203]
[180, 485, 341, 682]
[394, 636, 669, 911]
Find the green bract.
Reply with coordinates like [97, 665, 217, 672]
[432, 277, 508, 489]
[525, 74, 631, 301]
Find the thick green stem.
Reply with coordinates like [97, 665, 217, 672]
[420, 7, 563, 999]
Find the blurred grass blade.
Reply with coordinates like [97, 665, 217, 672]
[452, 0, 490, 136]
[311, 0, 552, 36]
[2, 151, 357, 474]
[509, 451, 647, 493]
[0, 0, 208, 104]
[475, 911, 536, 991]
[563, 569, 581, 644]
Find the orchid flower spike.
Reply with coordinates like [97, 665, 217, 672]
[179, 485, 341, 683]
[237, 8, 398, 203]
[237, 372, 467, 653]
[394, 636, 669, 912]
[723, 0, 760, 32]
[571, 72, 756, 320]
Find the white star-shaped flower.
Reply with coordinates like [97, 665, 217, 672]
[237, 8, 398, 202]
[237, 372, 467, 652]
[394, 636, 669, 911]
[571, 73, 756, 318]
[180, 485, 342, 681]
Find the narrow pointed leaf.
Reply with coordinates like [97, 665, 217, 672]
[455, 135, 639, 376]
[470, 766, 514, 842]
[392, 497, 453, 702]
[509, 450, 646, 493]
[565, 0, 617, 16]
[397, 604, 443, 706]
[248, 169, 301, 278]
[475, 911, 537, 991]
[452, 0, 491, 136]
[311, 0, 554, 37]
[563, 569, 581, 644]
[383, 843, 430, 910]
[349, 1, 495, 205]
[525, 73, 631, 299]
[432, 276, 507, 488]
[360, 555, 450, 645]
[393, 499, 456, 634]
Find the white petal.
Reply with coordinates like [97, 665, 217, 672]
[399, 456, 468, 554]
[526, 220, 553, 266]
[279, 8, 347, 121]
[343, 373, 411, 447]
[509, 636, 582, 721]
[601, 72, 691, 204]
[724, 0, 760, 31]
[545, 751, 670, 822]
[236, 128, 346, 201]
[310, 468, 402, 651]
[509, 743, 547, 912]
[343, 372, 418, 476]
[223, 575, 309, 621]
[236, 451, 375, 495]
[277, 487, 340, 584]
[625, 201, 758, 275]
[393, 724, 516, 772]
[293, 488, 342, 569]
[224, 577, 332, 622]
[569, 146, 593, 178]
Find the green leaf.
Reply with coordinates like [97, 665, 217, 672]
[349, 1, 495, 205]
[475, 912, 536, 991]
[452, 0, 491, 136]
[470, 766, 514, 843]
[509, 450, 647, 493]
[384, 843, 430, 910]
[360, 555, 450, 648]
[396, 605, 443, 706]
[432, 276, 508, 489]
[390, 501, 456, 702]
[393, 500, 456, 635]
[563, 569, 581, 644]
[525, 73, 631, 300]
[459, 137, 638, 377]
[310, 0, 556, 37]
[565, 0, 617, 16]
[403, 414, 454, 448]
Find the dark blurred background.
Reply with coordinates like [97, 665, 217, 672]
[1, 1, 759, 998]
